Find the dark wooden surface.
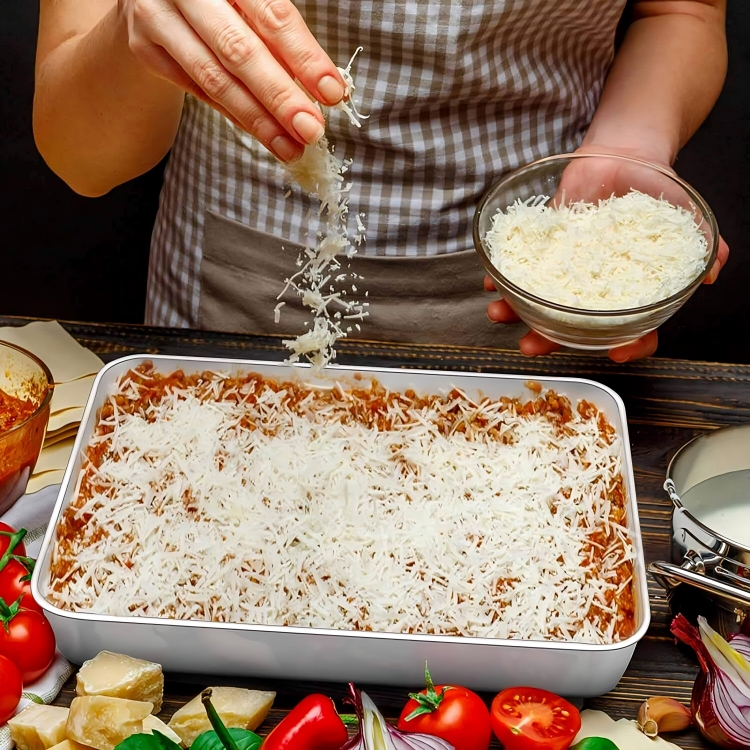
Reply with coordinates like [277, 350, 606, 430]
[7, 315, 746, 749]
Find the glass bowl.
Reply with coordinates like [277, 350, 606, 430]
[0, 341, 54, 514]
[473, 153, 719, 350]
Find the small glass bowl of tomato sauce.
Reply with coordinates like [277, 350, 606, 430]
[0, 341, 54, 514]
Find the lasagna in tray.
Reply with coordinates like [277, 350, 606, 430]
[48, 363, 636, 645]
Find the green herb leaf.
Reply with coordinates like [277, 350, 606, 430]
[191, 728, 261, 750]
[115, 730, 183, 750]
[570, 737, 620, 750]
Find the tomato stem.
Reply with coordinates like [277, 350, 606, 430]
[403, 662, 452, 722]
[0, 597, 20, 633]
[0, 529, 27, 573]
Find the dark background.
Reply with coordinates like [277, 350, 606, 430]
[1, 2, 748, 362]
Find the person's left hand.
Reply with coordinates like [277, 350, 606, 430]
[485, 145, 730, 362]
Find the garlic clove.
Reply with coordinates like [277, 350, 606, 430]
[637, 697, 692, 738]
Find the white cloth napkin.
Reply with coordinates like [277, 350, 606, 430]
[0, 485, 73, 750]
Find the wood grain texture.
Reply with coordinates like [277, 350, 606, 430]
[7, 316, 745, 749]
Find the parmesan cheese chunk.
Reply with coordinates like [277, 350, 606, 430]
[76, 651, 163, 713]
[47, 741, 92, 750]
[141, 716, 183, 746]
[167, 688, 275, 748]
[485, 190, 709, 310]
[66, 697, 153, 750]
[8, 705, 69, 750]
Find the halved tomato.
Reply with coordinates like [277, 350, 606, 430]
[491, 687, 581, 750]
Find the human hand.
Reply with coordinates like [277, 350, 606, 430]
[118, 0, 348, 162]
[485, 145, 729, 362]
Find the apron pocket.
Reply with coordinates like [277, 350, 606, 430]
[199, 210, 525, 348]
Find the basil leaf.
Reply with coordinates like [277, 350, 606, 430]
[116, 730, 183, 750]
[191, 728, 262, 750]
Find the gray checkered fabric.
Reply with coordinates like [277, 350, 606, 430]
[147, 0, 627, 328]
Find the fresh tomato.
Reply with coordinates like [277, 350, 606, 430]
[491, 687, 581, 750]
[0, 599, 56, 684]
[0, 654, 22, 723]
[0, 523, 26, 558]
[0, 559, 42, 614]
[397, 666, 491, 750]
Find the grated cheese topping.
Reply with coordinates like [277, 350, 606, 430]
[485, 190, 710, 310]
[49, 366, 636, 645]
[278, 49, 369, 370]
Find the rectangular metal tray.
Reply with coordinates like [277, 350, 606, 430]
[32, 355, 651, 697]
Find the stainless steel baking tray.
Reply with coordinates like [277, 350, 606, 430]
[31, 355, 650, 697]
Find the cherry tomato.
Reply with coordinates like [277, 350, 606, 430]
[0, 523, 26, 558]
[491, 687, 581, 750]
[0, 558, 42, 614]
[397, 668, 491, 750]
[0, 654, 22, 723]
[0, 607, 56, 684]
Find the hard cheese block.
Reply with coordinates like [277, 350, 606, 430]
[48, 741, 93, 750]
[8, 705, 69, 750]
[168, 687, 275, 748]
[66, 696, 153, 750]
[142, 716, 182, 746]
[76, 651, 164, 713]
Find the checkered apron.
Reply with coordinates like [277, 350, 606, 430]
[146, 0, 627, 333]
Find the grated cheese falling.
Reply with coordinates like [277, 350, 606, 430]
[485, 190, 710, 310]
[278, 48, 369, 370]
[49, 369, 636, 645]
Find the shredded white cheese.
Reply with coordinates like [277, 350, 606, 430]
[50, 371, 635, 645]
[485, 190, 710, 310]
[278, 49, 369, 369]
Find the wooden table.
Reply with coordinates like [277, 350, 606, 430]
[7, 315, 748, 750]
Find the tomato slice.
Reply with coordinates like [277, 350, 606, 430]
[491, 687, 581, 750]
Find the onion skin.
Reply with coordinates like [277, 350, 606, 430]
[691, 670, 743, 750]
[672, 615, 750, 750]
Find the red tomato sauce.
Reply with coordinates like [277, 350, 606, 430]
[0, 387, 46, 515]
[0, 388, 36, 433]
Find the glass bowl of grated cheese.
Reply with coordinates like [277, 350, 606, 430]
[473, 153, 719, 350]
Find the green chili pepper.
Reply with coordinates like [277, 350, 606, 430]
[192, 689, 262, 750]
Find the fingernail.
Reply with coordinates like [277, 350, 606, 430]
[270, 135, 303, 163]
[486, 313, 499, 324]
[292, 112, 325, 145]
[611, 354, 632, 364]
[318, 75, 345, 105]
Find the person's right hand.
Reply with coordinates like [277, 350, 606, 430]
[118, 0, 348, 162]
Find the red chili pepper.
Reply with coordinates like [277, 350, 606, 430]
[261, 694, 348, 750]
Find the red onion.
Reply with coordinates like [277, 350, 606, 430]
[671, 614, 750, 749]
[341, 683, 455, 750]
